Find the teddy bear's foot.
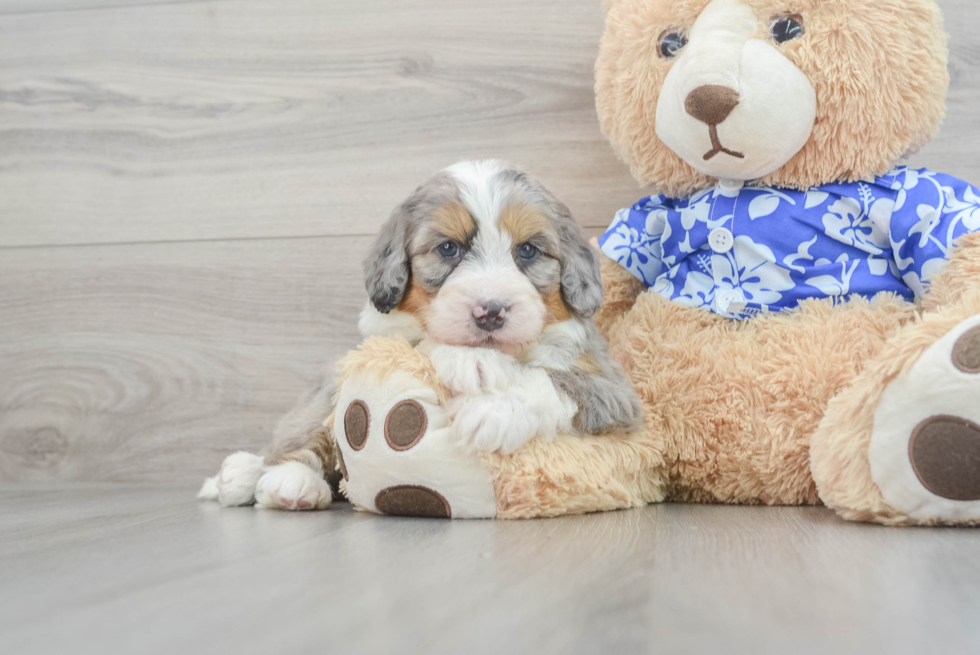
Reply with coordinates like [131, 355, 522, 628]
[870, 315, 980, 522]
[334, 368, 497, 519]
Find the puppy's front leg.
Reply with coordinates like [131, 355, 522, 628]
[451, 368, 577, 454]
[198, 450, 267, 507]
[255, 428, 338, 511]
[422, 340, 520, 395]
[421, 340, 577, 453]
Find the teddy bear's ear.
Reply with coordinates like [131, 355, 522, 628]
[363, 201, 413, 314]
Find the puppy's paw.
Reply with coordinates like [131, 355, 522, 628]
[451, 392, 539, 454]
[255, 461, 332, 511]
[197, 475, 219, 501]
[215, 451, 265, 506]
[429, 345, 518, 395]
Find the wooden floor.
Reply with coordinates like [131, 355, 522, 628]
[1, 485, 979, 655]
[3, 2, 980, 653]
[1, 0, 978, 484]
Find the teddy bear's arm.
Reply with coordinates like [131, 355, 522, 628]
[887, 169, 980, 297]
[594, 195, 676, 290]
[593, 247, 648, 335]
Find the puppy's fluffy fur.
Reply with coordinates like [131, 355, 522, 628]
[200, 161, 641, 510]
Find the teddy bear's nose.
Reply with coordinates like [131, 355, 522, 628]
[685, 85, 740, 126]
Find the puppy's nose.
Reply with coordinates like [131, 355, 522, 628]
[473, 303, 507, 332]
[685, 85, 740, 125]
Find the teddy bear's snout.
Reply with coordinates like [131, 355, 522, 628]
[685, 84, 740, 126]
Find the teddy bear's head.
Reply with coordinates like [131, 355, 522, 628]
[596, 0, 949, 197]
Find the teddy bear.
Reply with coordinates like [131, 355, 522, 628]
[329, 0, 980, 525]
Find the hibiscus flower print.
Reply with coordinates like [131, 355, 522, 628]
[599, 222, 662, 286]
[598, 167, 980, 318]
[821, 185, 891, 255]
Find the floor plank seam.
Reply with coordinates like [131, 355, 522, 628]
[0, 0, 227, 19]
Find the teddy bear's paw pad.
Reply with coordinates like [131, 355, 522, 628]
[385, 400, 427, 450]
[952, 326, 980, 373]
[375, 485, 451, 518]
[344, 400, 370, 450]
[909, 416, 980, 502]
[334, 369, 497, 519]
[871, 315, 980, 522]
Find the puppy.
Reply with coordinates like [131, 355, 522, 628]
[199, 160, 641, 511]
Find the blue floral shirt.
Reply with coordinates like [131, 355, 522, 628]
[598, 168, 980, 319]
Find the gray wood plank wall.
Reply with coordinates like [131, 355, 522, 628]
[2, 0, 978, 483]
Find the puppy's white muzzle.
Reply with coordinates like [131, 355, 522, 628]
[424, 264, 545, 353]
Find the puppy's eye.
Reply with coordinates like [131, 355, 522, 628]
[437, 241, 459, 258]
[658, 29, 688, 59]
[770, 14, 804, 44]
[516, 243, 539, 260]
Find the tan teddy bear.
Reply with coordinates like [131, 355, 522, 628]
[205, 0, 980, 525]
[586, 0, 980, 525]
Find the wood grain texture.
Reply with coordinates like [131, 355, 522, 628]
[0, 0, 642, 247]
[1, 0, 980, 484]
[2, 487, 980, 655]
[0, 0, 977, 247]
[0, 237, 367, 482]
[0, 1, 213, 16]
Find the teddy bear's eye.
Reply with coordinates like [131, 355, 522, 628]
[770, 14, 805, 44]
[658, 29, 688, 59]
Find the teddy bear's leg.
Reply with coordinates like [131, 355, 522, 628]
[482, 432, 668, 519]
[334, 333, 667, 519]
[812, 237, 980, 525]
[334, 357, 498, 519]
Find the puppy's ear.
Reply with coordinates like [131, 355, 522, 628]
[511, 169, 604, 317]
[363, 173, 456, 313]
[363, 203, 412, 314]
[553, 202, 604, 317]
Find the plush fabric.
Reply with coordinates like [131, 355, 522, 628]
[332, 0, 980, 525]
[334, 338, 498, 519]
[596, 0, 948, 197]
[810, 232, 980, 526]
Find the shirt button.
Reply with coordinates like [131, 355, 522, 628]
[719, 179, 744, 192]
[708, 227, 734, 253]
[715, 289, 745, 314]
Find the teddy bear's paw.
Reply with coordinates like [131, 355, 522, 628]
[871, 315, 980, 522]
[201, 451, 265, 507]
[451, 391, 539, 455]
[334, 369, 497, 519]
[254, 461, 332, 511]
[427, 344, 518, 395]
